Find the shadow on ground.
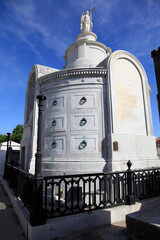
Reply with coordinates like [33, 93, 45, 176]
[57, 221, 127, 240]
[0, 183, 27, 240]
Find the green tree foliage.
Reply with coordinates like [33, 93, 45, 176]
[0, 124, 24, 143]
[12, 124, 24, 144]
[0, 134, 7, 143]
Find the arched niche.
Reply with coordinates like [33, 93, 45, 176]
[107, 50, 153, 136]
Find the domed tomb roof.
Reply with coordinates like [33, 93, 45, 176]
[64, 9, 112, 69]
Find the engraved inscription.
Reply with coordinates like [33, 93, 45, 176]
[115, 58, 146, 135]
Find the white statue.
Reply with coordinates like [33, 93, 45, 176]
[81, 10, 93, 32]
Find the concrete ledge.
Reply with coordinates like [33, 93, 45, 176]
[2, 180, 30, 237]
[126, 197, 160, 240]
[2, 179, 149, 240]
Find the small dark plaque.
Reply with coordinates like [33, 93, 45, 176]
[113, 141, 118, 151]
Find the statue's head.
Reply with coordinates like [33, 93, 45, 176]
[86, 11, 89, 15]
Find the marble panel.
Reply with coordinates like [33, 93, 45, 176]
[71, 113, 98, 131]
[71, 135, 98, 153]
[115, 58, 146, 135]
[71, 93, 97, 109]
[45, 114, 67, 132]
[46, 95, 65, 111]
[44, 136, 66, 155]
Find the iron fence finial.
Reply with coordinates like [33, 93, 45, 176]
[127, 160, 132, 170]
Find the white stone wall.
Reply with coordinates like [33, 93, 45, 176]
[108, 50, 159, 171]
[39, 69, 109, 175]
[0, 141, 20, 177]
[157, 142, 160, 159]
[20, 64, 59, 173]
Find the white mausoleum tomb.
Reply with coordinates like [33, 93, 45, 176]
[20, 10, 159, 175]
[0, 141, 20, 177]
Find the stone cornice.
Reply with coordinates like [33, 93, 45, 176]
[38, 68, 107, 85]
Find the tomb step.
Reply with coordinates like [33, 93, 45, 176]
[126, 197, 160, 240]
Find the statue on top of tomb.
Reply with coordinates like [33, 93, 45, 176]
[80, 6, 95, 33]
[81, 11, 92, 32]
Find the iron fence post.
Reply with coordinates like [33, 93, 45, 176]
[103, 174, 107, 207]
[3, 132, 11, 179]
[35, 95, 46, 178]
[30, 95, 46, 226]
[30, 177, 45, 226]
[8, 146, 13, 164]
[125, 160, 135, 205]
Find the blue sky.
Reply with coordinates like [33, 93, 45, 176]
[0, 0, 160, 137]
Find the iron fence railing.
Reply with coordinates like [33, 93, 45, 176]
[3, 162, 160, 226]
[5, 164, 34, 210]
[133, 169, 160, 199]
[43, 171, 127, 218]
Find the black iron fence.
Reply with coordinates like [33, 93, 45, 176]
[44, 171, 127, 219]
[3, 162, 160, 226]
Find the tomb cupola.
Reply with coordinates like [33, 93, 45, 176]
[64, 9, 111, 69]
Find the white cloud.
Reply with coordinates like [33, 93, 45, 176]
[1, 0, 160, 61]
[94, 0, 160, 59]
[0, 0, 74, 59]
